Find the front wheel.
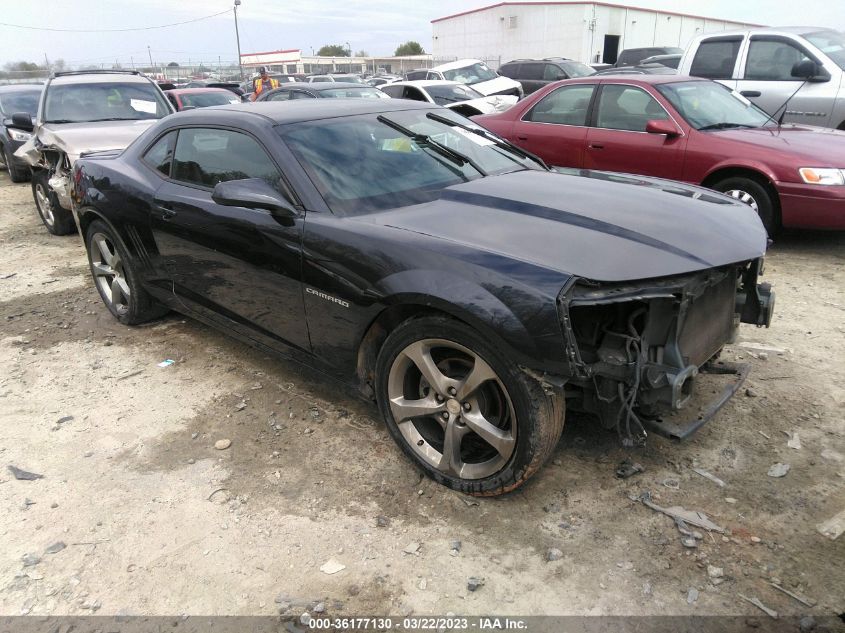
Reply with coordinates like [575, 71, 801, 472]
[3, 143, 29, 183]
[31, 170, 75, 235]
[375, 315, 564, 496]
[85, 219, 168, 325]
[712, 176, 779, 236]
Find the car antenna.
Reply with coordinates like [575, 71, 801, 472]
[758, 77, 808, 131]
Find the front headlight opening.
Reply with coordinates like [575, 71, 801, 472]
[8, 129, 31, 142]
[798, 167, 845, 185]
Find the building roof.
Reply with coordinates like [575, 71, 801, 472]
[432, 2, 763, 26]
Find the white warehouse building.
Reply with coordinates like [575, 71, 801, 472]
[431, 2, 761, 66]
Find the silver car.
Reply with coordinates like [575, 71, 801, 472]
[679, 27, 845, 130]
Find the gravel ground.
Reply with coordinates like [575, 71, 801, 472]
[0, 172, 843, 618]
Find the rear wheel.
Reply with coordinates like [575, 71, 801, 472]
[375, 315, 564, 496]
[712, 175, 778, 236]
[85, 219, 168, 325]
[31, 170, 75, 235]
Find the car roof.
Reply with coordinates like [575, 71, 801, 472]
[430, 59, 485, 72]
[700, 26, 828, 37]
[166, 87, 234, 95]
[569, 74, 696, 84]
[0, 83, 43, 93]
[293, 82, 374, 90]
[50, 72, 154, 85]
[189, 99, 436, 125]
[388, 80, 463, 88]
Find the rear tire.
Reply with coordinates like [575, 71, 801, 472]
[375, 314, 564, 496]
[32, 170, 75, 235]
[85, 219, 168, 325]
[711, 175, 779, 236]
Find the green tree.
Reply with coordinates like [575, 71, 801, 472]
[167, 61, 180, 68]
[3, 61, 41, 71]
[316, 44, 349, 57]
[354, 50, 369, 58]
[394, 41, 425, 56]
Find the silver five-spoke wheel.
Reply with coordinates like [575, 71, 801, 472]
[90, 232, 131, 315]
[387, 338, 516, 480]
[34, 182, 55, 227]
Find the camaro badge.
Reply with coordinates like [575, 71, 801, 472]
[306, 287, 350, 308]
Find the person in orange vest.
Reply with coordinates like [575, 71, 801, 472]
[250, 67, 280, 101]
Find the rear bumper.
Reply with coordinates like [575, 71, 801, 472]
[776, 181, 845, 229]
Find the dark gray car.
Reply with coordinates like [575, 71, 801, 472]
[498, 58, 595, 94]
[0, 84, 41, 182]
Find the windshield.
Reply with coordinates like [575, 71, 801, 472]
[278, 109, 541, 215]
[320, 87, 389, 99]
[179, 91, 240, 108]
[44, 81, 171, 123]
[331, 75, 364, 84]
[804, 29, 845, 69]
[560, 61, 596, 78]
[0, 89, 41, 116]
[657, 81, 772, 130]
[426, 84, 484, 104]
[442, 62, 498, 85]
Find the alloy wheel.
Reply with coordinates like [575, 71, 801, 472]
[386, 338, 516, 480]
[724, 189, 759, 213]
[90, 232, 131, 315]
[34, 183, 55, 227]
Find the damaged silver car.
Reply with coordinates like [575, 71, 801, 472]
[15, 70, 173, 235]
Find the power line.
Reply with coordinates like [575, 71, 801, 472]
[0, 9, 232, 33]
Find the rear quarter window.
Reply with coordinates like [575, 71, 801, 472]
[690, 39, 742, 79]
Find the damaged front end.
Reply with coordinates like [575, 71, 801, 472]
[558, 259, 774, 444]
[17, 135, 73, 211]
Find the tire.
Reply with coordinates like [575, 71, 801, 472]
[31, 170, 75, 235]
[711, 176, 779, 236]
[3, 144, 29, 183]
[84, 219, 168, 325]
[375, 314, 564, 496]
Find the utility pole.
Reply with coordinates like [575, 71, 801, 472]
[233, 0, 244, 81]
[147, 45, 153, 70]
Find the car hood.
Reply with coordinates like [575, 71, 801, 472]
[15, 119, 159, 166]
[707, 124, 845, 165]
[368, 170, 767, 282]
[445, 94, 518, 114]
[468, 75, 522, 96]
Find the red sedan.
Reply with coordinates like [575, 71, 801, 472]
[164, 88, 242, 111]
[475, 75, 845, 233]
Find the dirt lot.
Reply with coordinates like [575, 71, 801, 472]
[1, 171, 843, 620]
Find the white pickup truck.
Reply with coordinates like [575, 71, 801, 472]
[678, 27, 845, 130]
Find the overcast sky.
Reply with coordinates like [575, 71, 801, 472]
[1, 0, 843, 67]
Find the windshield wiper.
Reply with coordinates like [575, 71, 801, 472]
[426, 111, 549, 170]
[698, 122, 756, 131]
[377, 114, 487, 176]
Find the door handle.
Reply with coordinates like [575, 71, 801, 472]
[589, 143, 604, 150]
[152, 202, 177, 220]
[516, 134, 528, 141]
[740, 90, 761, 98]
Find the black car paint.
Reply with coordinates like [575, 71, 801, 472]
[0, 84, 41, 173]
[71, 100, 768, 397]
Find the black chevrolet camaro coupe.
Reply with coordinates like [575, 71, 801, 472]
[71, 100, 774, 495]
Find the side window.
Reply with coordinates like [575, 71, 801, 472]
[524, 84, 594, 126]
[596, 85, 669, 132]
[142, 130, 177, 177]
[171, 128, 281, 190]
[267, 90, 290, 101]
[403, 87, 428, 102]
[745, 39, 809, 80]
[381, 85, 403, 98]
[289, 91, 315, 100]
[499, 64, 520, 79]
[690, 38, 742, 79]
[520, 63, 545, 80]
[543, 64, 564, 80]
[166, 94, 179, 110]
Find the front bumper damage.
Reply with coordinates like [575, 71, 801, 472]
[16, 135, 74, 210]
[557, 259, 773, 444]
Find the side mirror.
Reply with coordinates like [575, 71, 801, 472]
[791, 59, 830, 82]
[645, 119, 682, 136]
[10, 112, 34, 131]
[212, 178, 296, 216]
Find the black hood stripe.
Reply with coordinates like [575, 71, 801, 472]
[441, 189, 713, 268]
